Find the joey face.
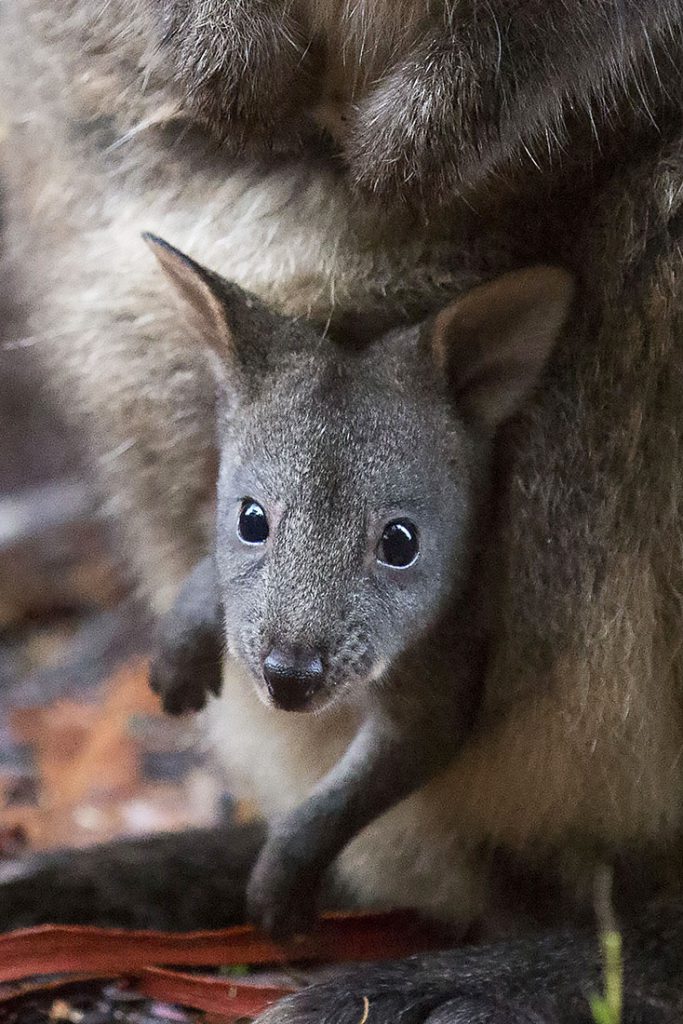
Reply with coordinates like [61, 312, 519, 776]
[215, 365, 477, 712]
[145, 235, 574, 714]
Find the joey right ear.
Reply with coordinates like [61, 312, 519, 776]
[143, 233, 275, 390]
[427, 266, 574, 431]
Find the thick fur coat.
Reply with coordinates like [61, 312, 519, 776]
[1, 1, 683, 1018]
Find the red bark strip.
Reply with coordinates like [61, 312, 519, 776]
[0, 910, 445, 985]
[137, 966, 295, 1019]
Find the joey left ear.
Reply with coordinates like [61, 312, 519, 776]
[143, 233, 273, 389]
[144, 233, 234, 354]
[428, 267, 574, 430]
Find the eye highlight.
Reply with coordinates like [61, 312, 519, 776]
[237, 499, 269, 545]
[376, 519, 419, 568]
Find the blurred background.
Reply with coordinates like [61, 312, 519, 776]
[0, 212, 223, 864]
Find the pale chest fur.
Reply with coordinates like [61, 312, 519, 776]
[203, 661, 488, 924]
[205, 622, 683, 926]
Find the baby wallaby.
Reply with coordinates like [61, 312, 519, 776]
[145, 235, 573, 939]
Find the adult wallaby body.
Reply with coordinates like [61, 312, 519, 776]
[1, 2, 683, 1021]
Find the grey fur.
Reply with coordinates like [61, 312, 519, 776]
[1, 1, 683, 1021]
[149, 0, 683, 204]
[257, 900, 683, 1024]
[149, 554, 223, 714]
[147, 242, 572, 937]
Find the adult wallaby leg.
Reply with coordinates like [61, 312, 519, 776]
[257, 899, 683, 1024]
[0, 822, 263, 931]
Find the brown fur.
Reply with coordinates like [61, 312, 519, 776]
[1, 0, 682, 935]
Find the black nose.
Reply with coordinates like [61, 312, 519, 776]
[262, 645, 324, 711]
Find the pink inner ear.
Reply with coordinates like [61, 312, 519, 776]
[429, 267, 574, 429]
[456, 356, 546, 427]
[145, 235, 234, 356]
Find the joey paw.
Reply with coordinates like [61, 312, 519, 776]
[149, 636, 222, 716]
[247, 843, 320, 942]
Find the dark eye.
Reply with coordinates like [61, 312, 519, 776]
[237, 499, 269, 545]
[377, 519, 419, 568]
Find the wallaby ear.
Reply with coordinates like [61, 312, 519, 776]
[428, 267, 574, 430]
[143, 233, 236, 357]
[144, 233, 288, 401]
